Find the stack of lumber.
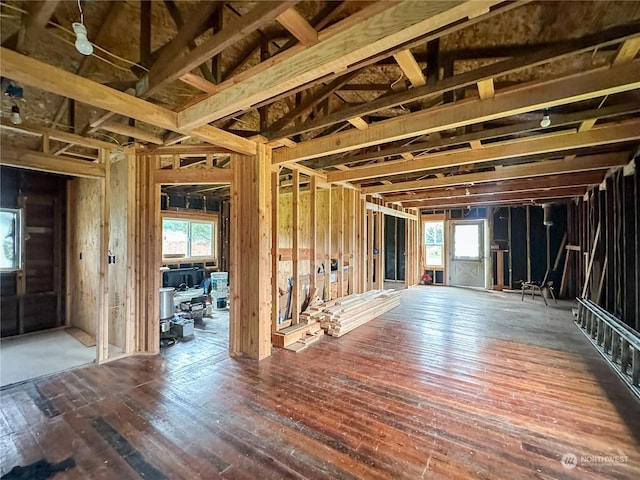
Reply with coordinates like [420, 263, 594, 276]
[272, 321, 322, 348]
[304, 290, 400, 337]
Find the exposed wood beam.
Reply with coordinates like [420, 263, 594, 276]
[384, 170, 607, 203]
[578, 118, 598, 132]
[0, 48, 175, 128]
[327, 121, 640, 183]
[163, 0, 218, 84]
[100, 122, 164, 145]
[15, 1, 60, 54]
[0, 146, 105, 178]
[271, 22, 640, 140]
[476, 78, 495, 99]
[177, 1, 502, 129]
[404, 186, 587, 209]
[0, 118, 115, 151]
[276, 7, 318, 46]
[148, 144, 232, 156]
[393, 49, 426, 87]
[348, 117, 369, 130]
[366, 202, 417, 221]
[179, 72, 218, 94]
[612, 36, 640, 66]
[308, 102, 640, 169]
[265, 70, 360, 136]
[362, 152, 630, 194]
[274, 62, 640, 164]
[0, 48, 256, 155]
[153, 168, 233, 185]
[138, 1, 296, 98]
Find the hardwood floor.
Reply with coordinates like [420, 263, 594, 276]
[1, 287, 639, 479]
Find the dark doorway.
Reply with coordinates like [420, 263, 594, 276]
[384, 216, 405, 281]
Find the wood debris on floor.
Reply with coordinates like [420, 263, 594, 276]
[303, 289, 401, 337]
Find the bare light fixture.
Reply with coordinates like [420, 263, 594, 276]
[10, 105, 21, 124]
[73, 0, 93, 56]
[540, 109, 551, 128]
[465, 187, 471, 196]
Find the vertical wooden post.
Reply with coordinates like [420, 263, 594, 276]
[292, 169, 300, 324]
[97, 148, 110, 363]
[367, 208, 374, 291]
[337, 186, 345, 297]
[326, 187, 332, 300]
[310, 175, 317, 295]
[359, 196, 367, 294]
[271, 169, 280, 335]
[230, 145, 272, 359]
[376, 209, 384, 290]
[125, 151, 135, 353]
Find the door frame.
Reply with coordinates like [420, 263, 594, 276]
[446, 218, 491, 289]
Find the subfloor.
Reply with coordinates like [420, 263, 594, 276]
[1, 287, 639, 479]
[0, 329, 95, 387]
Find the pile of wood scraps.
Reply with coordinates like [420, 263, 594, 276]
[306, 289, 401, 337]
[274, 289, 400, 352]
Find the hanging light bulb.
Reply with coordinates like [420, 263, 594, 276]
[540, 109, 551, 128]
[10, 105, 21, 124]
[465, 187, 471, 196]
[73, 22, 93, 55]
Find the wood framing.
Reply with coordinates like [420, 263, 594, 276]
[272, 62, 640, 164]
[177, 1, 501, 129]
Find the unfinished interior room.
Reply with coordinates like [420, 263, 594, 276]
[1, 0, 639, 478]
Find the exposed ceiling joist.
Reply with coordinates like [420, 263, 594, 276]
[0, 47, 257, 156]
[100, 122, 164, 145]
[0, 118, 115, 151]
[327, 120, 640, 182]
[384, 170, 607, 203]
[274, 62, 640, 164]
[177, 0, 502, 129]
[308, 102, 640, 169]
[0, 146, 106, 179]
[138, 1, 297, 98]
[362, 151, 630, 194]
[403, 186, 588, 209]
[393, 49, 426, 87]
[271, 22, 640, 140]
[276, 7, 319, 46]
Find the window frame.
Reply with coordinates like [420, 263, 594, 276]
[423, 219, 444, 267]
[161, 212, 218, 262]
[452, 223, 482, 261]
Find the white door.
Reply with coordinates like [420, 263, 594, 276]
[448, 220, 486, 287]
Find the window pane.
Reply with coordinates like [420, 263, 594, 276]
[454, 224, 480, 259]
[163, 219, 188, 256]
[190, 222, 213, 257]
[424, 221, 443, 245]
[0, 209, 21, 270]
[425, 245, 443, 266]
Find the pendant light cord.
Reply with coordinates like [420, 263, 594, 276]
[77, 0, 84, 24]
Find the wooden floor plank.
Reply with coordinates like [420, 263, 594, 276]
[1, 287, 638, 478]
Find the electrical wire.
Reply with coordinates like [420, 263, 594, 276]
[77, 0, 84, 24]
[1, 1, 148, 72]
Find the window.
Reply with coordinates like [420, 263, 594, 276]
[0, 208, 22, 271]
[162, 218, 215, 259]
[423, 220, 444, 267]
[453, 223, 481, 260]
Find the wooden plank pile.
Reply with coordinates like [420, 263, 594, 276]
[302, 289, 400, 337]
[271, 321, 322, 348]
